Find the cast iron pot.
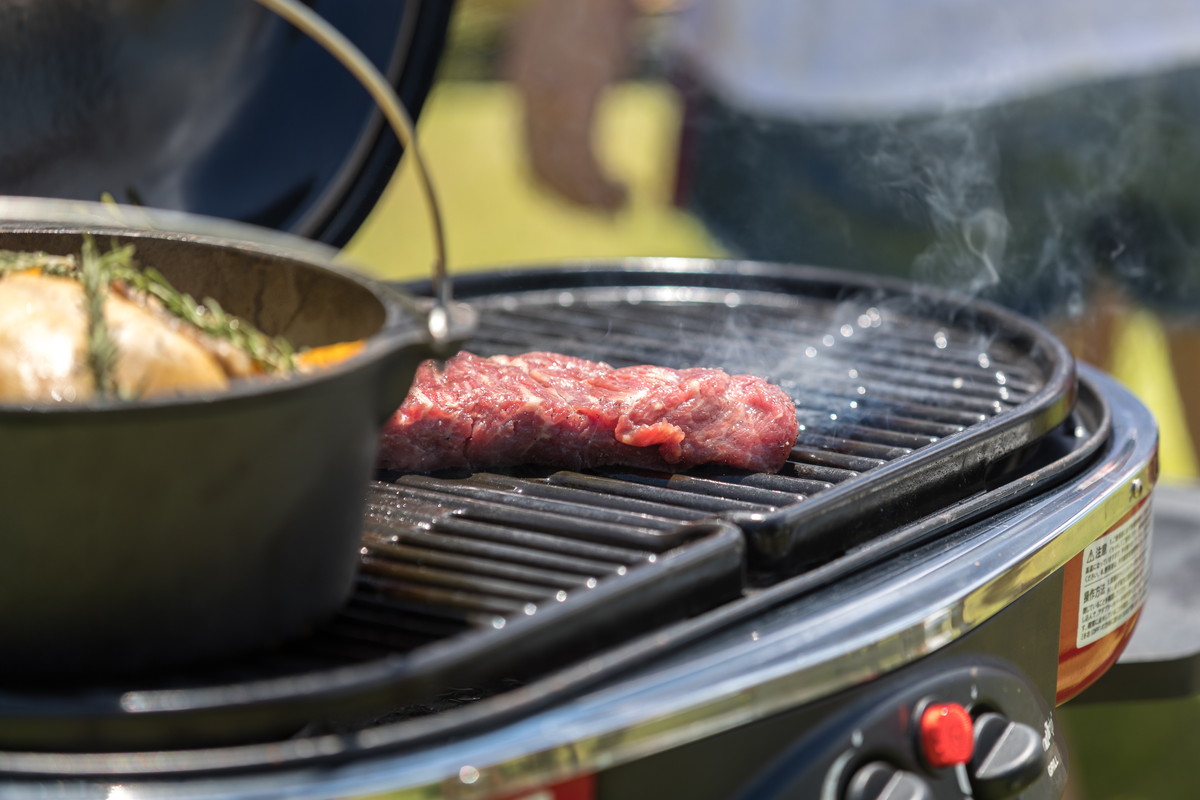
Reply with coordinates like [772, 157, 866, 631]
[0, 198, 466, 681]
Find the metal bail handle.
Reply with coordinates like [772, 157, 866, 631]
[251, 0, 454, 344]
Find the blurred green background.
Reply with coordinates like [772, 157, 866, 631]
[340, 4, 1200, 797]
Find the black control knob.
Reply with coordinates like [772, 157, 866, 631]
[845, 761, 933, 800]
[969, 712, 1047, 799]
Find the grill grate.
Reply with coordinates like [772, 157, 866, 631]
[0, 476, 743, 754]
[432, 264, 1074, 572]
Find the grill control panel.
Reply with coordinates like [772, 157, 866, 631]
[733, 659, 1067, 800]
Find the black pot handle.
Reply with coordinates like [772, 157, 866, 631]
[253, 0, 454, 346]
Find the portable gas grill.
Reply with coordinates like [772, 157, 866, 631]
[0, 3, 1162, 799]
[0, 260, 1158, 800]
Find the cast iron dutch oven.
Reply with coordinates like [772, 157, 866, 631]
[0, 0, 457, 677]
[0, 198, 467, 680]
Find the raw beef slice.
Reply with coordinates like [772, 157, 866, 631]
[378, 351, 799, 473]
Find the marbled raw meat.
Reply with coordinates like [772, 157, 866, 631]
[378, 351, 798, 474]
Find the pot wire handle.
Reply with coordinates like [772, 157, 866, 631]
[251, 0, 453, 344]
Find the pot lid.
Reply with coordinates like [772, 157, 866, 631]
[0, 0, 452, 247]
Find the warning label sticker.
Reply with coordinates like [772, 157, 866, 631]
[1076, 502, 1153, 648]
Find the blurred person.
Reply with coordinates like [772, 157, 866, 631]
[505, 0, 1200, 468]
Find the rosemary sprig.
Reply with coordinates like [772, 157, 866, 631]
[79, 237, 120, 399]
[0, 239, 298, 383]
[111, 262, 297, 374]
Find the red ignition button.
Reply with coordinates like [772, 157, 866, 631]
[918, 703, 975, 769]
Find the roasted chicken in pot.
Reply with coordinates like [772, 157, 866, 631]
[0, 239, 296, 404]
